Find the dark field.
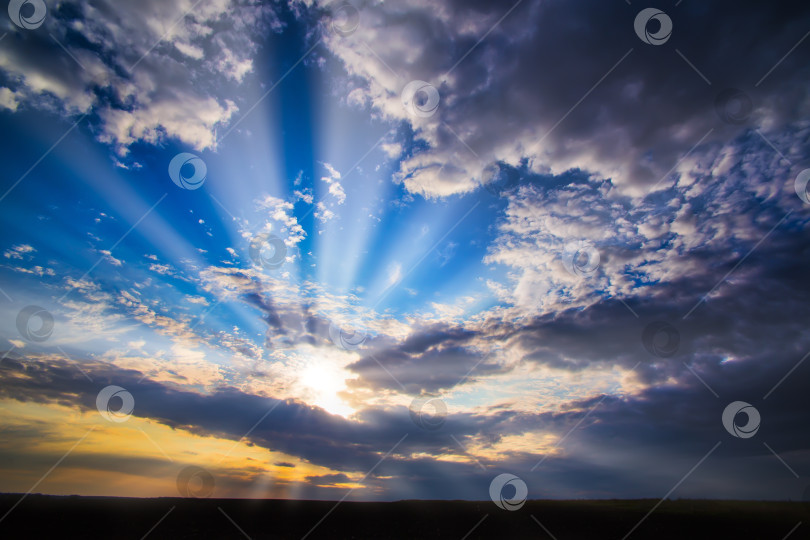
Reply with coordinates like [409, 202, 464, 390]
[0, 495, 807, 539]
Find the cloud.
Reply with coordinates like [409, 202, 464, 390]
[314, 201, 336, 223]
[252, 195, 307, 247]
[99, 250, 123, 267]
[0, 87, 22, 111]
[3, 244, 35, 260]
[349, 342, 503, 395]
[185, 295, 210, 306]
[0, 0, 281, 154]
[294, 188, 314, 204]
[480, 123, 810, 317]
[305, 473, 355, 487]
[3, 337, 809, 500]
[312, 0, 810, 199]
[316, 162, 347, 223]
[7, 265, 56, 277]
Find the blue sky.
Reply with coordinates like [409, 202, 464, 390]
[1, 0, 810, 506]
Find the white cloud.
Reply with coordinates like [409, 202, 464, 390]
[99, 250, 123, 267]
[327, 181, 346, 204]
[0, 0, 281, 154]
[482, 126, 810, 316]
[0, 87, 22, 111]
[98, 96, 238, 155]
[295, 189, 314, 204]
[314, 201, 335, 223]
[3, 245, 34, 260]
[8, 265, 56, 277]
[148, 263, 173, 276]
[320, 162, 346, 205]
[252, 195, 307, 247]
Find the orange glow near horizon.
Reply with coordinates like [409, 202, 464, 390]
[0, 399, 364, 499]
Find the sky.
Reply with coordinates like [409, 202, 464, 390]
[0, 0, 810, 507]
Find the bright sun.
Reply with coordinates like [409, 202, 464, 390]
[298, 359, 355, 418]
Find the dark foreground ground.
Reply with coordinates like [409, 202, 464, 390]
[0, 495, 807, 539]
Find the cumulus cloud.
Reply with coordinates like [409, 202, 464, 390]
[483, 126, 810, 316]
[250, 194, 307, 248]
[3, 244, 34, 259]
[312, 0, 810, 199]
[314, 162, 347, 223]
[0, 87, 22, 111]
[0, 0, 281, 154]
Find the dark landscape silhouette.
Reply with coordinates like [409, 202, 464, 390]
[0, 494, 806, 539]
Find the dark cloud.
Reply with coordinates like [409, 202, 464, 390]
[316, 0, 810, 197]
[3, 298, 810, 502]
[0, 355, 503, 479]
[305, 473, 353, 486]
[348, 343, 504, 394]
